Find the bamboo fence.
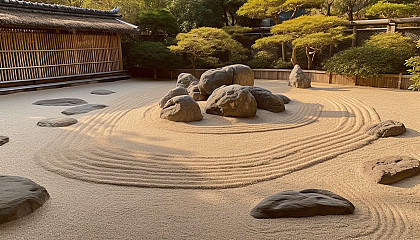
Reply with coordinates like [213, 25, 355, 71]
[0, 28, 122, 82]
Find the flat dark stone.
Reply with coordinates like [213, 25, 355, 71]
[61, 104, 108, 115]
[250, 189, 355, 219]
[90, 89, 115, 95]
[366, 120, 406, 138]
[0, 136, 9, 146]
[0, 175, 50, 224]
[33, 98, 88, 106]
[37, 118, 78, 127]
[361, 156, 420, 184]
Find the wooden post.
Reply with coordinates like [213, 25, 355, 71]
[328, 72, 332, 84]
[352, 26, 357, 47]
[281, 42, 286, 61]
[117, 33, 123, 70]
[397, 73, 402, 89]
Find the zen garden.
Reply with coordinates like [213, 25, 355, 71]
[1, 0, 420, 239]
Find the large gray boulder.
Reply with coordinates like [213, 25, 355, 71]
[159, 87, 188, 108]
[37, 118, 78, 127]
[0, 175, 50, 224]
[289, 65, 311, 88]
[33, 98, 87, 106]
[245, 86, 285, 113]
[198, 64, 254, 96]
[176, 73, 198, 88]
[187, 82, 208, 101]
[61, 104, 108, 115]
[0, 136, 9, 146]
[250, 189, 355, 219]
[361, 156, 420, 184]
[198, 68, 234, 95]
[224, 64, 254, 86]
[366, 120, 406, 138]
[206, 85, 257, 118]
[160, 95, 203, 122]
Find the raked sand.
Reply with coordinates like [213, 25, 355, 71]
[1, 78, 420, 239]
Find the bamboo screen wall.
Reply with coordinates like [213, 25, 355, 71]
[0, 28, 122, 82]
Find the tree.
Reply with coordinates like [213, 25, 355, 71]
[129, 41, 180, 79]
[237, 0, 324, 23]
[136, 9, 179, 38]
[365, 1, 419, 18]
[405, 40, 420, 91]
[169, 27, 246, 74]
[262, 15, 349, 69]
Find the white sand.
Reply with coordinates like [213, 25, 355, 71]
[1, 78, 420, 239]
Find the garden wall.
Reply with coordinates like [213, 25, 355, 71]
[129, 68, 413, 90]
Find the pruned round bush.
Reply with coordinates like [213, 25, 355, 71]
[324, 46, 410, 78]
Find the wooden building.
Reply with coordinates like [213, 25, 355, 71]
[0, 0, 138, 92]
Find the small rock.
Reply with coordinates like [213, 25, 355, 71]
[176, 73, 198, 88]
[276, 94, 291, 104]
[0, 175, 50, 224]
[187, 84, 208, 101]
[37, 118, 78, 127]
[245, 87, 285, 113]
[160, 95, 203, 122]
[289, 65, 311, 88]
[61, 104, 108, 115]
[206, 85, 257, 118]
[361, 156, 420, 184]
[0, 136, 9, 146]
[159, 87, 188, 108]
[90, 89, 115, 95]
[366, 120, 406, 138]
[33, 98, 88, 106]
[250, 189, 355, 219]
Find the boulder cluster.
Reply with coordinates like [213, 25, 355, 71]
[159, 64, 289, 122]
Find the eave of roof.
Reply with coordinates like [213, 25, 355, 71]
[0, 0, 139, 34]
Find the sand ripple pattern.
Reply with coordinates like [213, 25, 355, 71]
[35, 87, 381, 189]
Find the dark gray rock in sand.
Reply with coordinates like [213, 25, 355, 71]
[276, 94, 291, 104]
[33, 98, 88, 106]
[250, 189, 355, 219]
[159, 87, 188, 108]
[366, 120, 406, 138]
[289, 65, 311, 88]
[176, 73, 198, 88]
[361, 156, 420, 184]
[160, 95, 203, 122]
[61, 104, 108, 115]
[206, 85, 257, 118]
[225, 64, 254, 86]
[37, 118, 78, 127]
[187, 83, 208, 101]
[245, 86, 285, 113]
[0, 175, 50, 224]
[0, 136, 9, 146]
[90, 89, 115, 95]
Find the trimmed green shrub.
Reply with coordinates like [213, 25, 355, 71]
[324, 46, 408, 78]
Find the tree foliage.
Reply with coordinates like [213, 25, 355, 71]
[365, 1, 419, 18]
[169, 27, 246, 72]
[136, 9, 179, 37]
[128, 41, 180, 79]
[405, 40, 420, 91]
[264, 15, 349, 69]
